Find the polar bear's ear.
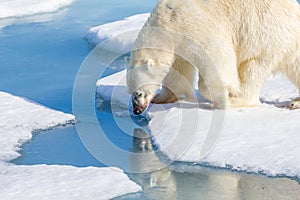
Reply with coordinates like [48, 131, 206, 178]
[147, 59, 155, 70]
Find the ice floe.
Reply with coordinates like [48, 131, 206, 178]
[86, 13, 149, 53]
[0, 91, 141, 199]
[97, 70, 300, 179]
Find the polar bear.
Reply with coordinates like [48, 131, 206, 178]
[126, 0, 300, 114]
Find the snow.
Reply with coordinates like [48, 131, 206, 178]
[96, 70, 129, 108]
[0, 0, 75, 28]
[97, 69, 300, 179]
[85, 13, 150, 53]
[0, 91, 141, 199]
[0, 165, 140, 200]
[0, 0, 74, 19]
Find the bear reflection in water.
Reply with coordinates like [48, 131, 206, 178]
[126, 128, 300, 200]
[132, 128, 152, 152]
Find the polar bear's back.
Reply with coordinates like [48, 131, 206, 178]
[144, 0, 300, 67]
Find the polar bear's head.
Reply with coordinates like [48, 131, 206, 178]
[127, 59, 170, 114]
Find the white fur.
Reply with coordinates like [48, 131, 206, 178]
[127, 0, 300, 109]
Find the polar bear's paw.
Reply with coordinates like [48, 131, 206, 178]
[229, 96, 261, 108]
[289, 97, 300, 110]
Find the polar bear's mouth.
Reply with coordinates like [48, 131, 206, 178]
[133, 105, 147, 115]
[131, 88, 152, 115]
[132, 101, 149, 115]
[132, 93, 151, 115]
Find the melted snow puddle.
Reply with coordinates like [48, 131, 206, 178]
[12, 112, 300, 200]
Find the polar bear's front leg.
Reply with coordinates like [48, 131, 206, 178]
[198, 71, 231, 109]
[197, 50, 240, 109]
[151, 86, 178, 104]
[232, 59, 271, 107]
[152, 58, 196, 104]
[285, 62, 300, 110]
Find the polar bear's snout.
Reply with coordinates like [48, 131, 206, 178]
[126, 58, 171, 114]
[132, 90, 150, 115]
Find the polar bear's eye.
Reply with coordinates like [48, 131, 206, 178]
[135, 91, 144, 98]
